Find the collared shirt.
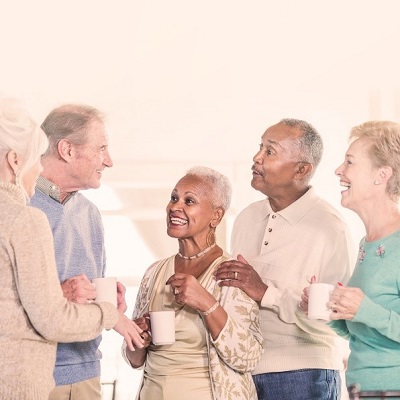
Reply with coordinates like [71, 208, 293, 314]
[35, 175, 75, 204]
[231, 186, 355, 374]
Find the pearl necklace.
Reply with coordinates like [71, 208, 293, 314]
[178, 243, 216, 260]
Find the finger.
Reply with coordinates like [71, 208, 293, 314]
[215, 260, 238, 272]
[117, 281, 126, 295]
[218, 279, 240, 288]
[133, 322, 143, 334]
[166, 273, 187, 285]
[301, 293, 309, 304]
[237, 254, 249, 264]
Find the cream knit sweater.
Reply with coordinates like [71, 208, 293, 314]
[0, 183, 118, 400]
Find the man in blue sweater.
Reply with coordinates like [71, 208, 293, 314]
[30, 104, 114, 400]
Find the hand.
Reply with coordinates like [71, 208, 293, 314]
[299, 276, 316, 313]
[166, 273, 216, 312]
[214, 254, 267, 302]
[299, 286, 310, 313]
[329, 286, 365, 320]
[134, 314, 151, 348]
[61, 274, 96, 304]
[113, 313, 145, 351]
[117, 281, 128, 313]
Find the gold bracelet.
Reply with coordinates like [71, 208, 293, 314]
[202, 301, 219, 316]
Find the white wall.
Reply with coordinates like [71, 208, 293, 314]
[2, 1, 400, 398]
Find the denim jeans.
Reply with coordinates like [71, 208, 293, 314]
[253, 369, 341, 400]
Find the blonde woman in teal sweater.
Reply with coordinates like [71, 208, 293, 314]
[303, 120, 400, 394]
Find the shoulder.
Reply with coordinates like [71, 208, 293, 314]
[309, 197, 349, 232]
[4, 204, 52, 243]
[235, 199, 266, 221]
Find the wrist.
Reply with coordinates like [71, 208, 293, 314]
[255, 283, 268, 302]
[201, 301, 219, 316]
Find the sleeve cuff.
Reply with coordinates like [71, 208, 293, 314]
[260, 285, 281, 308]
[96, 301, 119, 330]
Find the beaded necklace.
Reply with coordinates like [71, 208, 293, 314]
[178, 243, 216, 260]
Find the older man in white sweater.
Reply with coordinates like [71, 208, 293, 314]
[215, 118, 354, 400]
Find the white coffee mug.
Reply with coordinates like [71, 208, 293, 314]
[308, 282, 334, 321]
[92, 277, 117, 308]
[149, 310, 175, 345]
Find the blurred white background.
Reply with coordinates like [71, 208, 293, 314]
[2, 1, 400, 398]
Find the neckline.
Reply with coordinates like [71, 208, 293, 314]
[177, 243, 216, 260]
[363, 229, 400, 245]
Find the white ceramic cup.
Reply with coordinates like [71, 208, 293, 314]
[149, 310, 175, 345]
[308, 282, 334, 321]
[92, 277, 117, 308]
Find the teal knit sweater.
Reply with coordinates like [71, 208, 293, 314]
[330, 230, 400, 391]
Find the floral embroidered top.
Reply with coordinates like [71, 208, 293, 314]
[330, 229, 400, 391]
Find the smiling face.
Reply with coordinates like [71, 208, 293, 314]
[70, 119, 113, 191]
[166, 175, 219, 242]
[335, 138, 379, 212]
[251, 122, 306, 199]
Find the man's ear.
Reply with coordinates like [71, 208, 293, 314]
[57, 139, 74, 162]
[294, 162, 313, 180]
[6, 150, 19, 175]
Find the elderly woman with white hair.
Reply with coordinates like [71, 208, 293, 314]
[123, 166, 263, 400]
[0, 99, 144, 400]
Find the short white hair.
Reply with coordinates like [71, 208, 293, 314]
[185, 166, 232, 212]
[0, 98, 49, 179]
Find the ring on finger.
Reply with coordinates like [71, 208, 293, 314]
[174, 287, 179, 295]
[234, 271, 238, 280]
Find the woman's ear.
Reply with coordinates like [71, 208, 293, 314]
[380, 166, 393, 183]
[6, 150, 19, 175]
[374, 166, 393, 185]
[210, 207, 224, 228]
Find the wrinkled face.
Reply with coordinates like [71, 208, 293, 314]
[22, 157, 43, 198]
[70, 120, 113, 190]
[335, 138, 377, 212]
[251, 123, 304, 197]
[166, 175, 217, 240]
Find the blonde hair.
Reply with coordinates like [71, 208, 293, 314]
[350, 120, 400, 201]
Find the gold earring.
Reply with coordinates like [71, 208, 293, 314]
[207, 229, 216, 247]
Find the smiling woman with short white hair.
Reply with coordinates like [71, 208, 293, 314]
[123, 166, 263, 400]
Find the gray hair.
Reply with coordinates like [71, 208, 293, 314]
[280, 118, 324, 177]
[185, 166, 232, 212]
[41, 104, 105, 156]
[0, 98, 48, 179]
[350, 120, 400, 202]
